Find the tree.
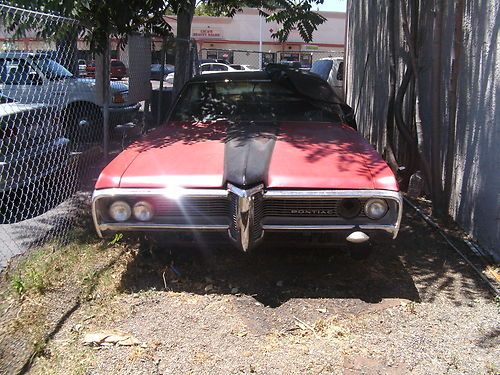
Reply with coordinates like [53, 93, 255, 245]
[5, 0, 326, 94]
[170, 0, 327, 97]
[3, 0, 173, 53]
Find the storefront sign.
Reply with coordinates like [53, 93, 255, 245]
[192, 28, 223, 39]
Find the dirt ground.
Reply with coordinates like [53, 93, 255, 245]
[6, 208, 500, 374]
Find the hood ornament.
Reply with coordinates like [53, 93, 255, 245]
[227, 183, 264, 252]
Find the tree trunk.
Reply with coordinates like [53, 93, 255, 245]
[56, 30, 78, 75]
[385, 0, 399, 172]
[173, 2, 195, 100]
[444, 0, 465, 212]
[430, 0, 445, 216]
[402, 0, 432, 193]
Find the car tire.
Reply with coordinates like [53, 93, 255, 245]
[349, 243, 373, 261]
[65, 103, 103, 145]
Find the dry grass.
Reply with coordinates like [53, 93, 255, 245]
[0, 227, 134, 374]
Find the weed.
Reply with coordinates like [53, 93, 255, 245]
[28, 268, 48, 294]
[108, 233, 123, 246]
[12, 275, 26, 296]
[32, 337, 49, 361]
[406, 301, 417, 314]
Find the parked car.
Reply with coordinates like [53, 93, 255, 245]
[92, 68, 402, 258]
[310, 57, 344, 99]
[199, 58, 231, 65]
[150, 64, 175, 80]
[165, 63, 237, 84]
[77, 59, 87, 77]
[200, 63, 237, 73]
[86, 59, 127, 80]
[230, 64, 258, 71]
[110, 59, 127, 80]
[279, 60, 302, 69]
[0, 94, 72, 223]
[85, 61, 96, 77]
[0, 52, 140, 140]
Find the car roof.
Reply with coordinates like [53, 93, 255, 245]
[189, 70, 270, 83]
[200, 62, 230, 67]
[315, 57, 343, 62]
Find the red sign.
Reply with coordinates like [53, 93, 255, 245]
[192, 28, 223, 39]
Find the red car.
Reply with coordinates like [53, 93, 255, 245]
[92, 68, 402, 256]
[85, 59, 127, 80]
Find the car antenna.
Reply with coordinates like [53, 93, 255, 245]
[354, 53, 370, 117]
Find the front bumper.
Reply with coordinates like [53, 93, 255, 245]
[108, 103, 141, 126]
[92, 187, 403, 250]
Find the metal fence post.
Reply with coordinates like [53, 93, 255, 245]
[102, 39, 110, 161]
[156, 37, 166, 128]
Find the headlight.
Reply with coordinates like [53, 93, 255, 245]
[365, 198, 388, 219]
[133, 201, 154, 221]
[112, 93, 125, 103]
[338, 198, 361, 219]
[109, 201, 131, 222]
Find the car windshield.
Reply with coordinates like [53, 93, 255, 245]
[170, 80, 341, 123]
[310, 60, 333, 81]
[0, 58, 39, 84]
[32, 57, 73, 80]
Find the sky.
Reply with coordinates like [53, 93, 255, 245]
[314, 0, 346, 13]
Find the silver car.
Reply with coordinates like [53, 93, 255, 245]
[0, 95, 71, 223]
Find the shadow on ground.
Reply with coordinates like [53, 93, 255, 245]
[120, 241, 420, 307]
[119, 208, 491, 308]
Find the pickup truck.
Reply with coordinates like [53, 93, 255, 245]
[0, 52, 140, 142]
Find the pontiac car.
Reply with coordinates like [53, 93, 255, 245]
[92, 67, 402, 257]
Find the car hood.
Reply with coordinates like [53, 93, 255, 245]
[95, 121, 398, 191]
[0, 102, 47, 116]
[76, 78, 128, 93]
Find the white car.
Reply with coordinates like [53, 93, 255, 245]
[199, 63, 237, 73]
[165, 63, 237, 85]
[310, 58, 344, 99]
[230, 64, 259, 71]
[0, 52, 140, 140]
[77, 59, 87, 77]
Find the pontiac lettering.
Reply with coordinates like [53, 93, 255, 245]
[290, 209, 335, 215]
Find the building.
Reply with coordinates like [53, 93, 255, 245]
[158, 7, 346, 68]
[1, 7, 345, 68]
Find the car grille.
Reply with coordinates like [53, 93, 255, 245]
[263, 198, 367, 217]
[150, 196, 229, 217]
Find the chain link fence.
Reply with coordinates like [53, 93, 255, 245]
[199, 48, 344, 70]
[0, 3, 149, 271]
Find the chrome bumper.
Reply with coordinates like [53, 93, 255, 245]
[92, 187, 403, 247]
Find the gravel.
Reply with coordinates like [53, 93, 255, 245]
[28, 209, 500, 375]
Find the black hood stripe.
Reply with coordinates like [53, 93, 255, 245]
[223, 122, 278, 187]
